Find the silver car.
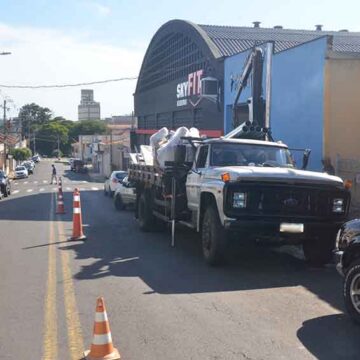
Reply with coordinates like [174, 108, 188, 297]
[113, 176, 136, 211]
[104, 170, 127, 197]
[14, 166, 29, 179]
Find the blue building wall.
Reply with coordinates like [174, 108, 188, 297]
[224, 37, 328, 171]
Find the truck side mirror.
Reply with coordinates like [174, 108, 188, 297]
[302, 149, 311, 170]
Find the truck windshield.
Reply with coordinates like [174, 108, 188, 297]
[210, 143, 294, 168]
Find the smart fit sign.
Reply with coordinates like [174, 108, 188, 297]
[176, 69, 203, 107]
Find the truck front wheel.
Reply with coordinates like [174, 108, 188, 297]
[201, 205, 228, 266]
[138, 192, 155, 232]
[344, 260, 360, 325]
[303, 234, 335, 267]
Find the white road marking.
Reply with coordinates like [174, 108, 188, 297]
[34, 181, 38, 184]
[91, 187, 99, 191]
[79, 188, 85, 191]
[24, 181, 28, 184]
[43, 180, 47, 184]
[27, 189, 33, 193]
[14, 182, 18, 185]
[12, 190, 19, 194]
[39, 188, 45, 192]
[66, 187, 71, 191]
[82, 181, 88, 183]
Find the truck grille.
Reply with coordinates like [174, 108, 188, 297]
[224, 182, 350, 219]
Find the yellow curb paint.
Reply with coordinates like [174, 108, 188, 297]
[42, 193, 58, 360]
[57, 220, 84, 359]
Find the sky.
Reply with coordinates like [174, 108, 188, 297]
[0, 0, 359, 120]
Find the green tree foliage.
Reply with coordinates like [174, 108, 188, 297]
[18, 103, 52, 138]
[10, 147, 32, 161]
[17, 103, 107, 156]
[36, 121, 69, 156]
[69, 120, 106, 141]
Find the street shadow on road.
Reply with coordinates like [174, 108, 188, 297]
[0, 192, 53, 222]
[297, 314, 360, 359]
[61, 169, 91, 182]
[57, 191, 345, 309]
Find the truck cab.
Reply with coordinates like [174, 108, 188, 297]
[186, 138, 350, 265]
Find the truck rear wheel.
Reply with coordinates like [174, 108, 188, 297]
[138, 192, 156, 232]
[344, 260, 360, 325]
[201, 204, 228, 266]
[303, 234, 335, 267]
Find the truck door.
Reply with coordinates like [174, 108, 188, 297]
[186, 145, 209, 211]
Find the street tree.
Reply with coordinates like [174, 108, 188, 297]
[36, 121, 69, 156]
[18, 103, 52, 138]
[69, 119, 106, 141]
[10, 147, 32, 161]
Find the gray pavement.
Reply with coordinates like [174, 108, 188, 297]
[0, 160, 360, 359]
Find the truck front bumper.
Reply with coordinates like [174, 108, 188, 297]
[224, 218, 343, 243]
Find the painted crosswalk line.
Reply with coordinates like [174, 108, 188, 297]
[39, 188, 45, 192]
[91, 187, 99, 191]
[12, 190, 20, 194]
[27, 189, 33, 193]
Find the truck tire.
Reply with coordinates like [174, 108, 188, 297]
[201, 204, 228, 266]
[344, 260, 360, 325]
[303, 234, 335, 267]
[138, 192, 156, 232]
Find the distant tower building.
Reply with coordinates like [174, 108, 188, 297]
[78, 89, 101, 121]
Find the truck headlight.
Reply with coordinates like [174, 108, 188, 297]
[233, 192, 246, 208]
[332, 198, 344, 213]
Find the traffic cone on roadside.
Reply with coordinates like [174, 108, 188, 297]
[56, 192, 66, 214]
[57, 177, 63, 200]
[84, 297, 121, 360]
[68, 188, 87, 241]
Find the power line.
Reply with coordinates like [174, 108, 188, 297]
[0, 59, 207, 90]
[0, 77, 138, 89]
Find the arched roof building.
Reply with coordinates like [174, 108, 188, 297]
[134, 19, 360, 146]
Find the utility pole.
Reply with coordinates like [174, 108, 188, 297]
[33, 132, 36, 154]
[3, 100, 7, 173]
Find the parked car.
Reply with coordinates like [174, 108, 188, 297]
[70, 159, 87, 173]
[104, 171, 127, 196]
[113, 176, 136, 210]
[32, 155, 41, 163]
[14, 166, 28, 179]
[22, 161, 35, 174]
[335, 219, 360, 324]
[0, 170, 11, 197]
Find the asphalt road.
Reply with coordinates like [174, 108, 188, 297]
[0, 160, 360, 360]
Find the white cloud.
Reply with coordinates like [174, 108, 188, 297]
[93, 3, 111, 16]
[0, 23, 145, 120]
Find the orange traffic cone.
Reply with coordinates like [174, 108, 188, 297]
[56, 192, 66, 214]
[68, 188, 86, 241]
[84, 297, 121, 360]
[57, 177, 63, 200]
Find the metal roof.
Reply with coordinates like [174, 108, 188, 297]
[198, 24, 360, 56]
